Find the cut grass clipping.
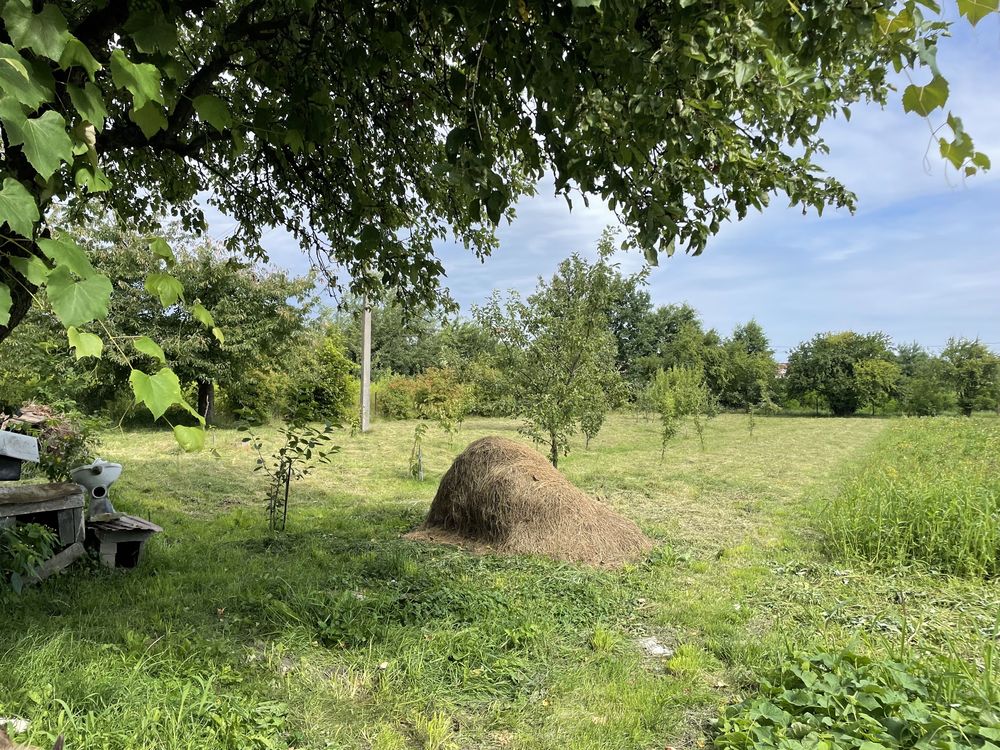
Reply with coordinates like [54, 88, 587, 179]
[714, 650, 1000, 750]
[825, 418, 1000, 578]
[407, 436, 653, 567]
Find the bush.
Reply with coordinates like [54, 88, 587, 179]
[1, 403, 99, 481]
[825, 418, 1000, 577]
[222, 368, 291, 425]
[376, 368, 471, 426]
[1, 523, 58, 595]
[715, 650, 1000, 750]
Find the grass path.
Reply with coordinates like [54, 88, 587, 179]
[1, 414, 895, 749]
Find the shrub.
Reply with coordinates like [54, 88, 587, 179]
[1, 403, 99, 481]
[286, 332, 357, 423]
[1, 523, 58, 595]
[825, 418, 1000, 577]
[376, 368, 470, 426]
[715, 650, 1000, 750]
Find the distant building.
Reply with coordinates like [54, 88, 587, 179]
[776, 362, 788, 378]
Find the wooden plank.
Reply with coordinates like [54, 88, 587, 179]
[57, 508, 85, 545]
[0, 495, 85, 517]
[26, 542, 85, 584]
[0, 431, 39, 462]
[0, 482, 83, 506]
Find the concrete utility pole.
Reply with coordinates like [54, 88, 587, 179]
[360, 298, 372, 432]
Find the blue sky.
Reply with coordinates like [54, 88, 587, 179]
[209, 16, 1000, 361]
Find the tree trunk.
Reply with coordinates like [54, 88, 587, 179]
[0, 248, 38, 344]
[197, 379, 215, 423]
[549, 433, 558, 468]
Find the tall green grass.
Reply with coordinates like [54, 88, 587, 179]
[826, 417, 1000, 577]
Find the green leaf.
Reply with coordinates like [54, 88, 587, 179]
[173, 425, 205, 452]
[110, 49, 163, 109]
[67, 82, 108, 130]
[129, 367, 183, 420]
[45, 265, 112, 326]
[37, 237, 95, 278]
[59, 37, 102, 80]
[129, 101, 168, 138]
[66, 326, 103, 359]
[0, 177, 39, 237]
[0, 282, 11, 326]
[1, 0, 70, 62]
[734, 61, 757, 88]
[149, 237, 176, 266]
[124, 10, 178, 53]
[133, 335, 166, 363]
[9, 255, 49, 285]
[145, 272, 184, 307]
[190, 301, 215, 328]
[0, 43, 54, 109]
[193, 94, 232, 132]
[74, 164, 112, 193]
[211, 326, 225, 344]
[957, 0, 999, 25]
[902, 75, 949, 116]
[1, 106, 73, 180]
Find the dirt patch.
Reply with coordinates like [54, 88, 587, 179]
[405, 436, 653, 567]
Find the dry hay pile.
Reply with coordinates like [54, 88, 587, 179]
[406, 436, 653, 567]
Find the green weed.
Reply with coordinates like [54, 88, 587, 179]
[825, 418, 1000, 577]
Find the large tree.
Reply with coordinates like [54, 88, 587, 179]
[0, 0, 993, 441]
[785, 331, 895, 417]
[941, 338, 999, 416]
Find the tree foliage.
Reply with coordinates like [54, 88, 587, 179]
[785, 332, 895, 417]
[474, 246, 624, 466]
[941, 337, 1000, 416]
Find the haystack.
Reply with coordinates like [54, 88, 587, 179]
[406, 436, 653, 567]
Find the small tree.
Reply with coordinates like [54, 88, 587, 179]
[244, 422, 339, 532]
[854, 359, 901, 416]
[648, 366, 714, 458]
[941, 338, 1000, 416]
[473, 238, 626, 467]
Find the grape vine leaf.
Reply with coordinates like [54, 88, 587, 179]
[148, 237, 175, 266]
[0, 177, 39, 237]
[193, 94, 231, 132]
[0, 283, 11, 326]
[109, 49, 163, 109]
[133, 335, 166, 363]
[129, 100, 168, 138]
[45, 265, 112, 326]
[9, 255, 49, 285]
[129, 367, 184, 420]
[172, 425, 205, 452]
[66, 325, 103, 359]
[190, 301, 215, 328]
[957, 0, 1000, 25]
[1, 0, 70, 62]
[1, 107, 73, 179]
[0, 42, 53, 108]
[37, 237, 95, 277]
[67, 82, 108, 130]
[902, 75, 949, 116]
[145, 272, 184, 307]
[58, 37, 101, 80]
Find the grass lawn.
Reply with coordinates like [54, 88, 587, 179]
[1, 413, 996, 749]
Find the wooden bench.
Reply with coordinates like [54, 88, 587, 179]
[0, 482, 86, 546]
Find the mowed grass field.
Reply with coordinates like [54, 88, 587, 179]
[2, 414, 998, 749]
